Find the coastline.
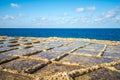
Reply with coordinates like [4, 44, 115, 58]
[1, 36, 120, 45]
[0, 36, 120, 80]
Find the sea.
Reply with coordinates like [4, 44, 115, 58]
[0, 28, 120, 41]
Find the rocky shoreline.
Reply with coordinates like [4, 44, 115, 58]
[0, 36, 120, 80]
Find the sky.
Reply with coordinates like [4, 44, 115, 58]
[0, 0, 120, 28]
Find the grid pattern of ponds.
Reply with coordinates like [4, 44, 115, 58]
[0, 36, 120, 80]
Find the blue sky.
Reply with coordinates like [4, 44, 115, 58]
[0, 0, 120, 28]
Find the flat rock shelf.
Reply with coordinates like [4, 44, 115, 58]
[0, 36, 120, 80]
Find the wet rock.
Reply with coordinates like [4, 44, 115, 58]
[1, 59, 45, 72]
[34, 63, 84, 77]
[59, 55, 118, 67]
[8, 40, 18, 43]
[0, 54, 17, 64]
[4, 48, 42, 56]
[103, 52, 120, 58]
[105, 46, 120, 54]
[53, 46, 75, 53]
[73, 49, 98, 56]
[0, 71, 33, 80]
[0, 36, 120, 80]
[0, 47, 13, 53]
[43, 72, 73, 80]
[31, 51, 64, 60]
[74, 68, 120, 80]
[82, 43, 104, 51]
[114, 64, 120, 70]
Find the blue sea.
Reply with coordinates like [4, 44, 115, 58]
[0, 28, 120, 41]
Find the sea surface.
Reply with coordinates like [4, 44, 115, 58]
[0, 28, 120, 41]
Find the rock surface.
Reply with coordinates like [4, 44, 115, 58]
[0, 36, 120, 80]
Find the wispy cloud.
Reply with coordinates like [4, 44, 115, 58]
[2, 15, 14, 20]
[76, 8, 84, 12]
[94, 7, 120, 23]
[87, 6, 96, 11]
[33, 17, 48, 25]
[76, 6, 96, 12]
[56, 14, 92, 25]
[1, 13, 26, 21]
[10, 3, 20, 8]
[104, 7, 120, 18]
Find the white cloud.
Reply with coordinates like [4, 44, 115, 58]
[88, 6, 96, 11]
[94, 7, 120, 23]
[33, 17, 48, 24]
[10, 3, 20, 8]
[2, 15, 14, 20]
[1, 13, 26, 21]
[76, 8, 84, 12]
[104, 11, 116, 18]
[56, 14, 93, 25]
[104, 7, 120, 18]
